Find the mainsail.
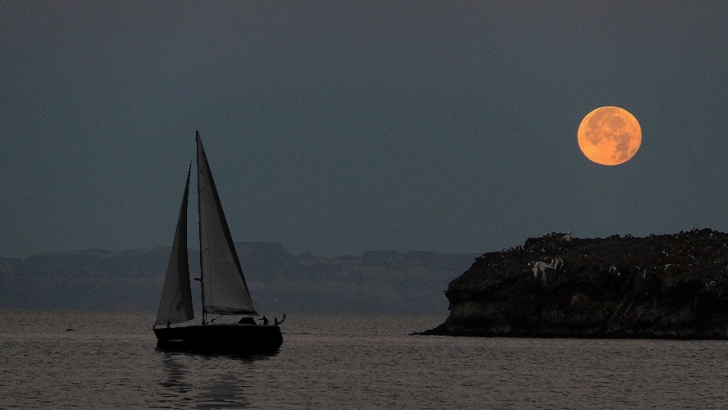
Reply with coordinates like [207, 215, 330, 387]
[155, 165, 195, 325]
[196, 132, 257, 316]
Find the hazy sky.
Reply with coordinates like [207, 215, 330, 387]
[2, 1, 727, 258]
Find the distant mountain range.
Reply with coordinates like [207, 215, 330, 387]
[0, 243, 478, 313]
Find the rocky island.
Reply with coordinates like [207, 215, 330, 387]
[424, 228, 728, 339]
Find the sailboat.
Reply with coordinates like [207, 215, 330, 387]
[153, 131, 283, 353]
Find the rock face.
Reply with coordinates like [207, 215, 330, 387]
[425, 229, 728, 339]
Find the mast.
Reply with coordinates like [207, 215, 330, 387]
[197, 131, 207, 325]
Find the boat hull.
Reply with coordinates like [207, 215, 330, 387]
[154, 324, 282, 354]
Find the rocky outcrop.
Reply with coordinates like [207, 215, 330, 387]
[424, 229, 728, 339]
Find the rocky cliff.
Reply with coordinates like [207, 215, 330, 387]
[424, 229, 728, 339]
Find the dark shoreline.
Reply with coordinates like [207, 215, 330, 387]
[417, 328, 728, 340]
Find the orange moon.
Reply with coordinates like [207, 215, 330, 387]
[577, 106, 642, 166]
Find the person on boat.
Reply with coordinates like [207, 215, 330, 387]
[274, 313, 286, 326]
[258, 315, 269, 325]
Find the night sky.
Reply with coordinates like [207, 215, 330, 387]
[2, 2, 727, 258]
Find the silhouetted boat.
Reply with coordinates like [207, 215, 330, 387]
[153, 131, 283, 353]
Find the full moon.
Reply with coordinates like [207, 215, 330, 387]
[577, 106, 642, 166]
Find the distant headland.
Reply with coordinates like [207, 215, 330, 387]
[423, 229, 728, 339]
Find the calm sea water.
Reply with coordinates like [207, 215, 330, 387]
[1, 309, 727, 409]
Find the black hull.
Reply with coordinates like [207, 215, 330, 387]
[154, 324, 282, 354]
